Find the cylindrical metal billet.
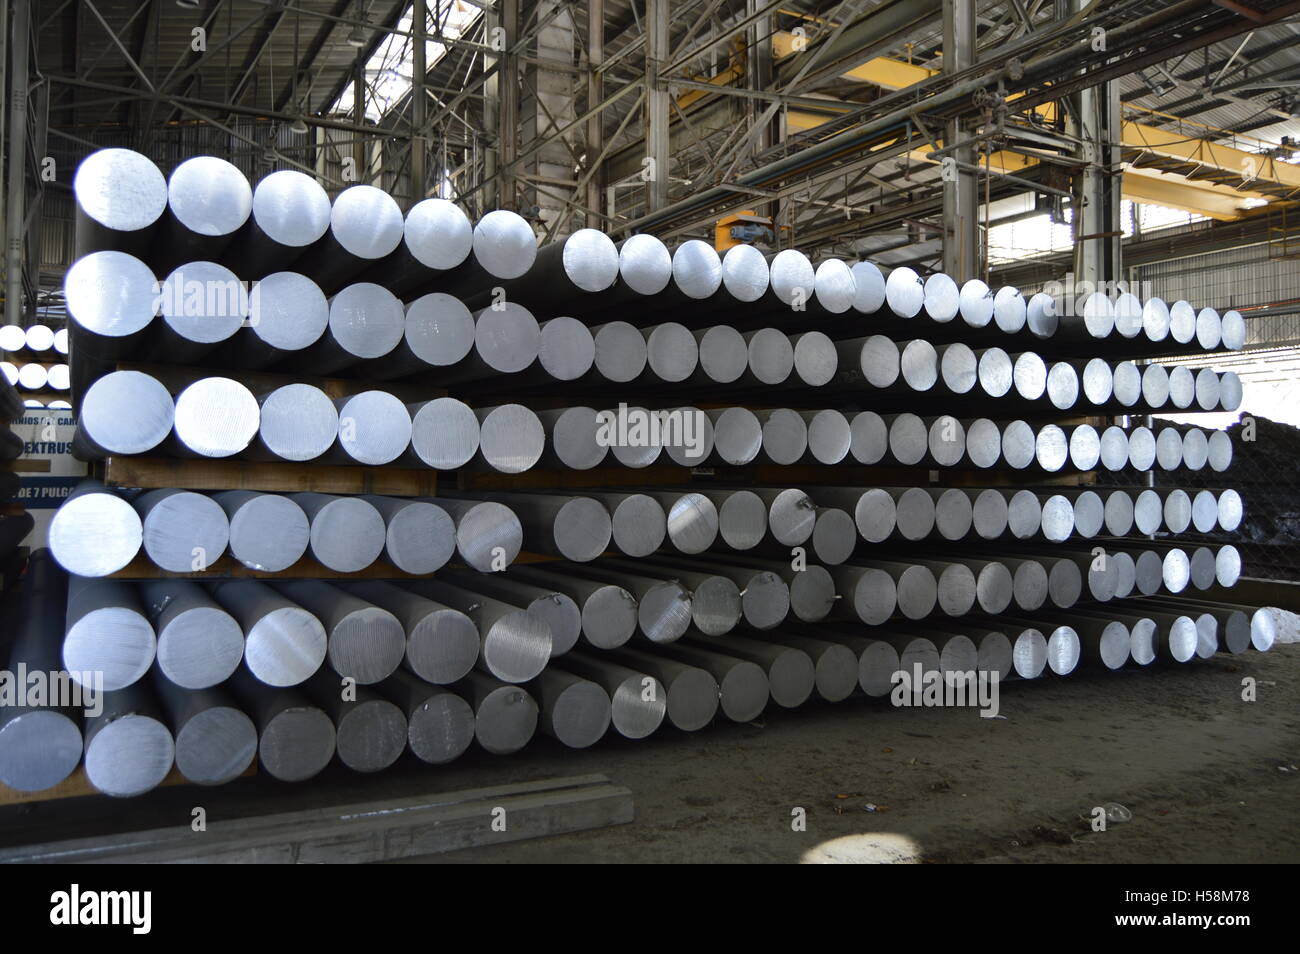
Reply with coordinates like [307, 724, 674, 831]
[273, 580, 405, 685]
[74, 148, 168, 257]
[213, 490, 309, 572]
[0, 553, 84, 792]
[139, 580, 244, 690]
[208, 580, 328, 687]
[253, 383, 338, 461]
[63, 577, 156, 692]
[151, 156, 253, 272]
[302, 670, 407, 773]
[528, 669, 611, 749]
[440, 568, 581, 657]
[377, 669, 475, 764]
[71, 370, 174, 459]
[565, 564, 692, 644]
[133, 488, 229, 573]
[82, 683, 175, 798]
[332, 390, 412, 466]
[406, 579, 552, 683]
[474, 404, 544, 473]
[692, 632, 814, 709]
[552, 652, 665, 739]
[295, 185, 405, 291]
[227, 665, 336, 781]
[343, 580, 479, 685]
[505, 565, 638, 650]
[290, 492, 386, 572]
[452, 672, 539, 756]
[171, 376, 260, 457]
[151, 678, 258, 786]
[762, 631, 859, 702]
[222, 169, 332, 278]
[585, 492, 666, 557]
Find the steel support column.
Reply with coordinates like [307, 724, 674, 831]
[585, 0, 603, 227]
[500, 0, 520, 209]
[411, 0, 427, 202]
[1072, 2, 1123, 286]
[942, 0, 977, 282]
[5, 0, 29, 324]
[353, 54, 367, 182]
[645, 0, 669, 212]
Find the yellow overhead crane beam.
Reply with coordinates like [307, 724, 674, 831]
[770, 36, 1284, 219]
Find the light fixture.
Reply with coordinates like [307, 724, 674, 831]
[175, 0, 201, 9]
[289, 117, 309, 135]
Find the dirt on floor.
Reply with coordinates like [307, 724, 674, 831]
[415, 644, 1300, 863]
[2, 645, 1296, 864]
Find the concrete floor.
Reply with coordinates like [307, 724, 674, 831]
[2, 645, 1296, 863]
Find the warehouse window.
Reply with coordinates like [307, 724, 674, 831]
[333, 1, 481, 121]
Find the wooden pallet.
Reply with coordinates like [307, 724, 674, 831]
[459, 461, 1099, 491]
[0, 763, 256, 807]
[100, 455, 438, 497]
[106, 550, 569, 580]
